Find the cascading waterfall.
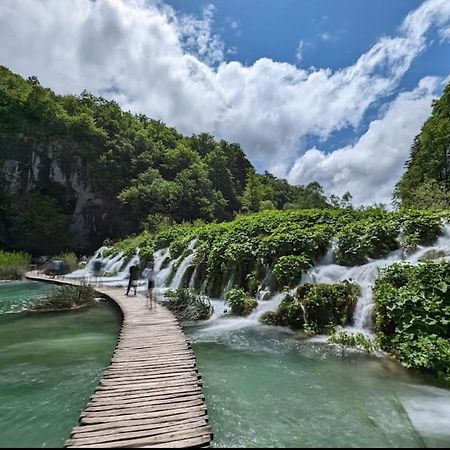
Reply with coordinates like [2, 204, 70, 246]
[170, 253, 196, 289]
[303, 224, 450, 334]
[68, 251, 140, 287]
[70, 224, 450, 334]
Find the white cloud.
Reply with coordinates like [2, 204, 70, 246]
[295, 40, 309, 63]
[287, 77, 441, 205]
[0, 0, 449, 202]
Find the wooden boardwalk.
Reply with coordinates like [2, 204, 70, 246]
[25, 273, 213, 448]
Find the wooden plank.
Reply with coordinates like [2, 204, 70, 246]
[91, 385, 203, 401]
[102, 371, 199, 383]
[81, 399, 204, 418]
[80, 405, 207, 425]
[71, 412, 209, 435]
[142, 435, 212, 449]
[70, 418, 208, 441]
[86, 394, 204, 411]
[90, 389, 203, 404]
[68, 427, 213, 448]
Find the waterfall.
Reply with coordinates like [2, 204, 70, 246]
[68, 248, 140, 287]
[64, 224, 450, 336]
[170, 253, 196, 289]
[154, 248, 169, 272]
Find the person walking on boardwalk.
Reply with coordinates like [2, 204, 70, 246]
[142, 263, 157, 309]
[126, 263, 140, 296]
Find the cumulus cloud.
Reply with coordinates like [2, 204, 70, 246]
[0, 0, 449, 202]
[287, 77, 442, 205]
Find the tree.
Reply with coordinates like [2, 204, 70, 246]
[10, 193, 74, 255]
[242, 170, 266, 213]
[396, 82, 450, 209]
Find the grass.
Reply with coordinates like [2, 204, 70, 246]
[0, 250, 31, 280]
[31, 284, 96, 311]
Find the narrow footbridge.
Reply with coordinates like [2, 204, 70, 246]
[25, 272, 213, 448]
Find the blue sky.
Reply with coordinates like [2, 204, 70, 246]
[166, 0, 450, 153]
[167, 0, 425, 68]
[0, 0, 449, 204]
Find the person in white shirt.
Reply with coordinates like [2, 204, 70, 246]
[142, 263, 156, 309]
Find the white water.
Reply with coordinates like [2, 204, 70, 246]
[170, 253, 195, 289]
[69, 224, 450, 333]
[302, 224, 450, 333]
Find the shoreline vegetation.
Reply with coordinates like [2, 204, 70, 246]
[30, 284, 97, 312]
[0, 251, 30, 280]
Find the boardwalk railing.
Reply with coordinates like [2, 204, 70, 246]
[25, 272, 213, 448]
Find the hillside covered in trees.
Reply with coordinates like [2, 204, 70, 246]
[395, 82, 450, 208]
[0, 66, 342, 255]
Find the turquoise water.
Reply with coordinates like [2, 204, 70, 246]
[0, 282, 120, 448]
[188, 325, 450, 448]
[2, 282, 450, 448]
[0, 281, 56, 314]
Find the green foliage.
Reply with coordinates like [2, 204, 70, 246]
[31, 284, 96, 311]
[272, 255, 312, 288]
[399, 211, 442, 252]
[0, 250, 31, 280]
[396, 82, 450, 209]
[328, 331, 379, 353]
[336, 220, 400, 266]
[108, 208, 445, 296]
[373, 261, 450, 381]
[225, 288, 258, 316]
[9, 192, 74, 255]
[265, 281, 359, 333]
[164, 288, 213, 322]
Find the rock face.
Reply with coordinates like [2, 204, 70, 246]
[0, 139, 120, 252]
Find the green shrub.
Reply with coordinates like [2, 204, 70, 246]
[400, 212, 442, 252]
[265, 281, 359, 333]
[273, 255, 312, 288]
[301, 282, 360, 332]
[373, 261, 450, 382]
[31, 284, 96, 311]
[0, 250, 31, 280]
[225, 288, 258, 316]
[164, 288, 213, 322]
[273, 293, 305, 329]
[328, 330, 379, 353]
[336, 221, 399, 266]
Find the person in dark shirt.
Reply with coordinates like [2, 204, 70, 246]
[126, 264, 140, 296]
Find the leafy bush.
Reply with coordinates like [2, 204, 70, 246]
[399, 213, 442, 252]
[31, 284, 96, 311]
[273, 255, 312, 288]
[301, 282, 360, 332]
[373, 261, 450, 381]
[164, 288, 213, 322]
[225, 288, 258, 316]
[265, 281, 359, 333]
[328, 330, 379, 353]
[0, 250, 31, 280]
[336, 221, 399, 266]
